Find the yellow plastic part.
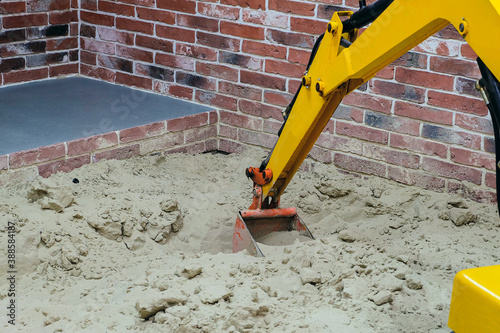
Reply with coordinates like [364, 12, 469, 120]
[448, 265, 500, 332]
[261, 0, 500, 201]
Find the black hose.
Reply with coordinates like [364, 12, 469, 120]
[343, 0, 394, 33]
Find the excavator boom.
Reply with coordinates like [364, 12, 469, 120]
[235, 2, 500, 331]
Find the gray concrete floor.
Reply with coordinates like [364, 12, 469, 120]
[0, 77, 212, 155]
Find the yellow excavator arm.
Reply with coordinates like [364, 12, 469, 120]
[260, 0, 500, 205]
[241, 1, 500, 332]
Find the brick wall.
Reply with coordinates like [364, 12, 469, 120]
[0, 0, 496, 203]
[0, 0, 79, 84]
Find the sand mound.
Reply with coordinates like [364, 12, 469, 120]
[0, 150, 499, 332]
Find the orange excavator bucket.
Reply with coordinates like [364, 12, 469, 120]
[233, 207, 314, 257]
[233, 174, 314, 256]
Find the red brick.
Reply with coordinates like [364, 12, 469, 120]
[239, 99, 282, 120]
[220, 124, 238, 140]
[49, 63, 79, 77]
[267, 29, 315, 48]
[221, 0, 265, 10]
[81, 0, 97, 11]
[164, 142, 206, 155]
[363, 144, 420, 169]
[168, 85, 193, 99]
[288, 48, 311, 66]
[47, 37, 78, 51]
[198, 3, 240, 20]
[448, 181, 497, 204]
[242, 40, 286, 59]
[0, 155, 8, 171]
[413, 38, 460, 57]
[176, 43, 217, 61]
[93, 144, 140, 163]
[455, 114, 493, 135]
[185, 125, 218, 143]
[3, 67, 48, 84]
[119, 122, 165, 143]
[242, 8, 288, 29]
[156, 53, 195, 71]
[82, 38, 115, 54]
[116, 72, 152, 89]
[80, 10, 114, 26]
[450, 147, 495, 170]
[394, 101, 453, 126]
[157, 0, 196, 13]
[167, 113, 209, 132]
[80, 64, 115, 82]
[136, 35, 173, 53]
[430, 56, 481, 79]
[195, 91, 238, 111]
[265, 59, 305, 78]
[116, 17, 153, 34]
[49, 10, 78, 25]
[391, 52, 427, 69]
[485, 172, 496, 189]
[268, 0, 314, 15]
[118, 0, 154, 6]
[219, 81, 262, 100]
[484, 136, 495, 154]
[388, 166, 446, 192]
[460, 43, 477, 60]
[240, 70, 286, 90]
[67, 132, 118, 156]
[197, 31, 240, 52]
[197, 62, 239, 81]
[309, 146, 333, 164]
[0, 1, 26, 14]
[376, 66, 395, 80]
[176, 71, 216, 90]
[290, 17, 327, 35]
[81, 50, 97, 65]
[316, 132, 363, 155]
[264, 91, 293, 107]
[27, 0, 70, 11]
[220, 110, 262, 131]
[97, 27, 134, 45]
[99, 1, 135, 17]
[395, 67, 454, 91]
[427, 90, 488, 116]
[342, 91, 392, 114]
[220, 21, 265, 40]
[334, 106, 364, 124]
[434, 24, 462, 40]
[3, 13, 48, 28]
[334, 153, 386, 177]
[157, 25, 195, 43]
[10, 143, 65, 169]
[117, 45, 153, 62]
[139, 132, 185, 154]
[422, 157, 482, 185]
[178, 14, 219, 32]
[219, 138, 248, 154]
[336, 121, 388, 144]
[238, 128, 276, 148]
[370, 80, 425, 103]
[38, 155, 90, 178]
[219, 51, 262, 70]
[137, 7, 175, 24]
[390, 133, 447, 158]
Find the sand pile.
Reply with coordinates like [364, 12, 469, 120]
[0, 150, 499, 332]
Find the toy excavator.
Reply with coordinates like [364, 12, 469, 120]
[232, 0, 500, 331]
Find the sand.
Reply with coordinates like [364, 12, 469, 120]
[0, 149, 499, 332]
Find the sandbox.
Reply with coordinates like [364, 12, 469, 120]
[1, 148, 499, 332]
